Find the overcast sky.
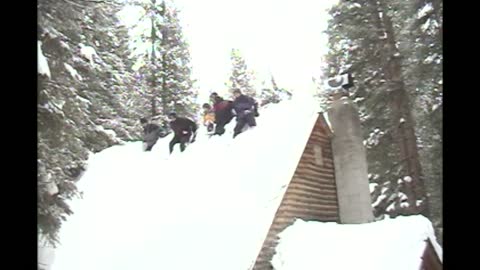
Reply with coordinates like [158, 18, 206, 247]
[119, 0, 339, 100]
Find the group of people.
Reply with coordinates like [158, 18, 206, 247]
[140, 112, 197, 154]
[203, 89, 259, 138]
[141, 89, 259, 154]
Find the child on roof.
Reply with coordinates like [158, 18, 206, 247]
[202, 103, 215, 133]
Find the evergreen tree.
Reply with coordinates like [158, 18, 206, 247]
[227, 48, 256, 97]
[390, 0, 443, 243]
[38, 0, 145, 247]
[126, 0, 198, 120]
[38, 0, 198, 252]
[322, 0, 438, 224]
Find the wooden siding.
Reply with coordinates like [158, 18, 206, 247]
[420, 239, 442, 270]
[252, 114, 339, 270]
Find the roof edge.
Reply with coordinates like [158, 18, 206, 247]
[317, 112, 333, 137]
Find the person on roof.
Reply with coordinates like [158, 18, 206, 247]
[140, 117, 163, 151]
[202, 103, 215, 133]
[210, 92, 235, 136]
[167, 112, 198, 154]
[232, 89, 258, 138]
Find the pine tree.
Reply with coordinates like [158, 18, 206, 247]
[38, 0, 144, 247]
[126, 0, 198, 120]
[160, 4, 198, 118]
[388, 0, 443, 243]
[322, 0, 436, 223]
[227, 49, 256, 97]
[323, 2, 398, 220]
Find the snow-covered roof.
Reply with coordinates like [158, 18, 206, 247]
[272, 215, 442, 270]
[41, 91, 442, 270]
[49, 95, 323, 270]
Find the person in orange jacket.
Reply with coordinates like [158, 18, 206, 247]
[202, 103, 215, 133]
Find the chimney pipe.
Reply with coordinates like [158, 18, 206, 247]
[327, 94, 374, 224]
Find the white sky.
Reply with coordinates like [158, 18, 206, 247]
[119, 0, 339, 99]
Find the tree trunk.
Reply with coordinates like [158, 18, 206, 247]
[150, 0, 157, 117]
[374, 0, 429, 216]
[160, 0, 169, 114]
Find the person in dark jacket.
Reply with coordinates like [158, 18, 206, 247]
[232, 89, 258, 138]
[140, 117, 162, 151]
[209, 92, 235, 136]
[209, 92, 219, 104]
[168, 112, 198, 154]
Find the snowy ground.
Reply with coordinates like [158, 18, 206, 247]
[48, 95, 320, 270]
[272, 215, 443, 270]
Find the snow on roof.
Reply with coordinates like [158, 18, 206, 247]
[321, 111, 333, 133]
[50, 95, 322, 270]
[271, 215, 442, 270]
